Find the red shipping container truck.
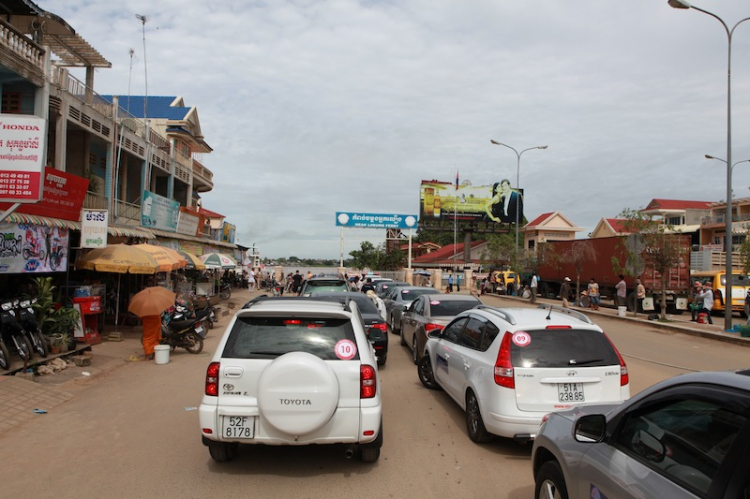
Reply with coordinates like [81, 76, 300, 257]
[536, 236, 691, 313]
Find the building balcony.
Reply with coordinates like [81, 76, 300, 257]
[0, 19, 45, 86]
[84, 191, 142, 224]
[192, 158, 214, 193]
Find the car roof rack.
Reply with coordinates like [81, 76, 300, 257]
[474, 305, 517, 325]
[537, 304, 594, 325]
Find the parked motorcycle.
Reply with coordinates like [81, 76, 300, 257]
[219, 283, 232, 300]
[16, 298, 48, 358]
[160, 315, 204, 354]
[0, 331, 9, 370]
[1, 300, 32, 364]
[192, 297, 217, 330]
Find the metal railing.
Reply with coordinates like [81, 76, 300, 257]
[0, 19, 44, 69]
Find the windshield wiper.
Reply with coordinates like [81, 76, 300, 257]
[569, 358, 603, 366]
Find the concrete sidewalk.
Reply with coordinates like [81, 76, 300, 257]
[0, 285, 259, 435]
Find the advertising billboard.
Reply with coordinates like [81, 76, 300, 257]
[141, 190, 180, 231]
[0, 222, 69, 273]
[0, 167, 89, 221]
[419, 180, 524, 234]
[0, 115, 46, 203]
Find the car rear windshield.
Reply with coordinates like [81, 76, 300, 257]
[430, 300, 479, 316]
[399, 288, 433, 300]
[222, 316, 359, 361]
[307, 280, 347, 288]
[510, 329, 619, 368]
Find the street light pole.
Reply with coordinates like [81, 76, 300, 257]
[490, 140, 548, 257]
[670, 0, 750, 331]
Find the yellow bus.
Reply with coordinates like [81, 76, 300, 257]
[690, 271, 750, 315]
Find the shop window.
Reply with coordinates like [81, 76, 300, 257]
[1, 92, 21, 113]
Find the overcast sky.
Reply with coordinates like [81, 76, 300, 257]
[41, 0, 750, 259]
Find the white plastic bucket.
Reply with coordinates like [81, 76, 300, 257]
[154, 345, 170, 365]
[617, 306, 627, 317]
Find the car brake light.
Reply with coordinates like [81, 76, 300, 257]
[205, 362, 220, 396]
[603, 333, 629, 386]
[284, 319, 301, 325]
[494, 332, 514, 388]
[424, 323, 444, 333]
[371, 323, 387, 332]
[361, 364, 377, 398]
[545, 325, 571, 329]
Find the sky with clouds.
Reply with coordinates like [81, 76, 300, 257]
[39, 0, 750, 259]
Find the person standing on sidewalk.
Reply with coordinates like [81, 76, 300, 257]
[615, 275, 627, 308]
[560, 277, 572, 308]
[636, 278, 646, 312]
[587, 277, 600, 310]
[530, 272, 538, 304]
[447, 273, 454, 293]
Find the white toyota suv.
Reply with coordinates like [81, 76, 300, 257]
[418, 304, 630, 444]
[200, 296, 383, 463]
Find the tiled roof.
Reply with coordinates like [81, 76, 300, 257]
[413, 241, 484, 263]
[526, 212, 554, 227]
[607, 219, 629, 233]
[644, 199, 713, 211]
[103, 96, 190, 120]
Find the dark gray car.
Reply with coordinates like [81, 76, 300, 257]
[531, 369, 750, 499]
[383, 286, 434, 334]
[399, 293, 481, 364]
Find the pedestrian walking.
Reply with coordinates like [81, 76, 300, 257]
[447, 273, 454, 293]
[247, 268, 256, 292]
[615, 275, 627, 308]
[560, 277, 571, 308]
[587, 277, 600, 310]
[366, 290, 387, 320]
[529, 272, 538, 304]
[361, 278, 375, 293]
[292, 270, 303, 294]
[636, 278, 646, 313]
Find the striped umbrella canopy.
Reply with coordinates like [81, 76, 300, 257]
[134, 244, 187, 272]
[200, 253, 237, 269]
[75, 244, 161, 274]
[177, 250, 206, 271]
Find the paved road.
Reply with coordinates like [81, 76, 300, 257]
[1, 290, 749, 498]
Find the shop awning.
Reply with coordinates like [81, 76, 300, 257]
[4, 212, 80, 230]
[149, 228, 236, 248]
[108, 225, 155, 239]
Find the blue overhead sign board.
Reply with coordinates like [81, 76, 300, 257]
[335, 212, 418, 229]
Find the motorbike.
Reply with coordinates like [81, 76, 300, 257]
[219, 283, 232, 300]
[1, 300, 32, 364]
[160, 313, 204, 354]
[16, 298, 48, 358]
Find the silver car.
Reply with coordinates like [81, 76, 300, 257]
[531, 370, 750, 499]
[399, 293, 481, 364]
[383, 286, 434, 333]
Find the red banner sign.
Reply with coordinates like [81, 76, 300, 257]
[0, 167, 89, 221]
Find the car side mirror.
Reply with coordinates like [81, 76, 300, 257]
[574, 414, 606, 443]
[427, 330, 441, 339]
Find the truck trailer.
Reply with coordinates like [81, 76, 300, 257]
[535, 236, 691, 313]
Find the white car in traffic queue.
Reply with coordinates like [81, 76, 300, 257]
[199, 297, 383, 463]
[417, 304, 630, 443]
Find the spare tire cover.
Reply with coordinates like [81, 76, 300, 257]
[257, 352, 340, 435]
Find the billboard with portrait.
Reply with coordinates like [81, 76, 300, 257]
[419, 180, 524, 234]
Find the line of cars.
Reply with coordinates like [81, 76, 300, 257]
[410, 300, 750, 498]
[199, 280, 750, 497]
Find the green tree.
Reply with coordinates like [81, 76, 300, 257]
[349, 241, 380, 270]
[480, 233, 515, 270]
[564, 241, 597, 303]
[614, 208, 686, 319]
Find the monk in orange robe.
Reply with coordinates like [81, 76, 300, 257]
[141, 315, 162, 360]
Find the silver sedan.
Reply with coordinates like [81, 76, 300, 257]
[399, 293, 481, 364]
[531, 370, 750, 499]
